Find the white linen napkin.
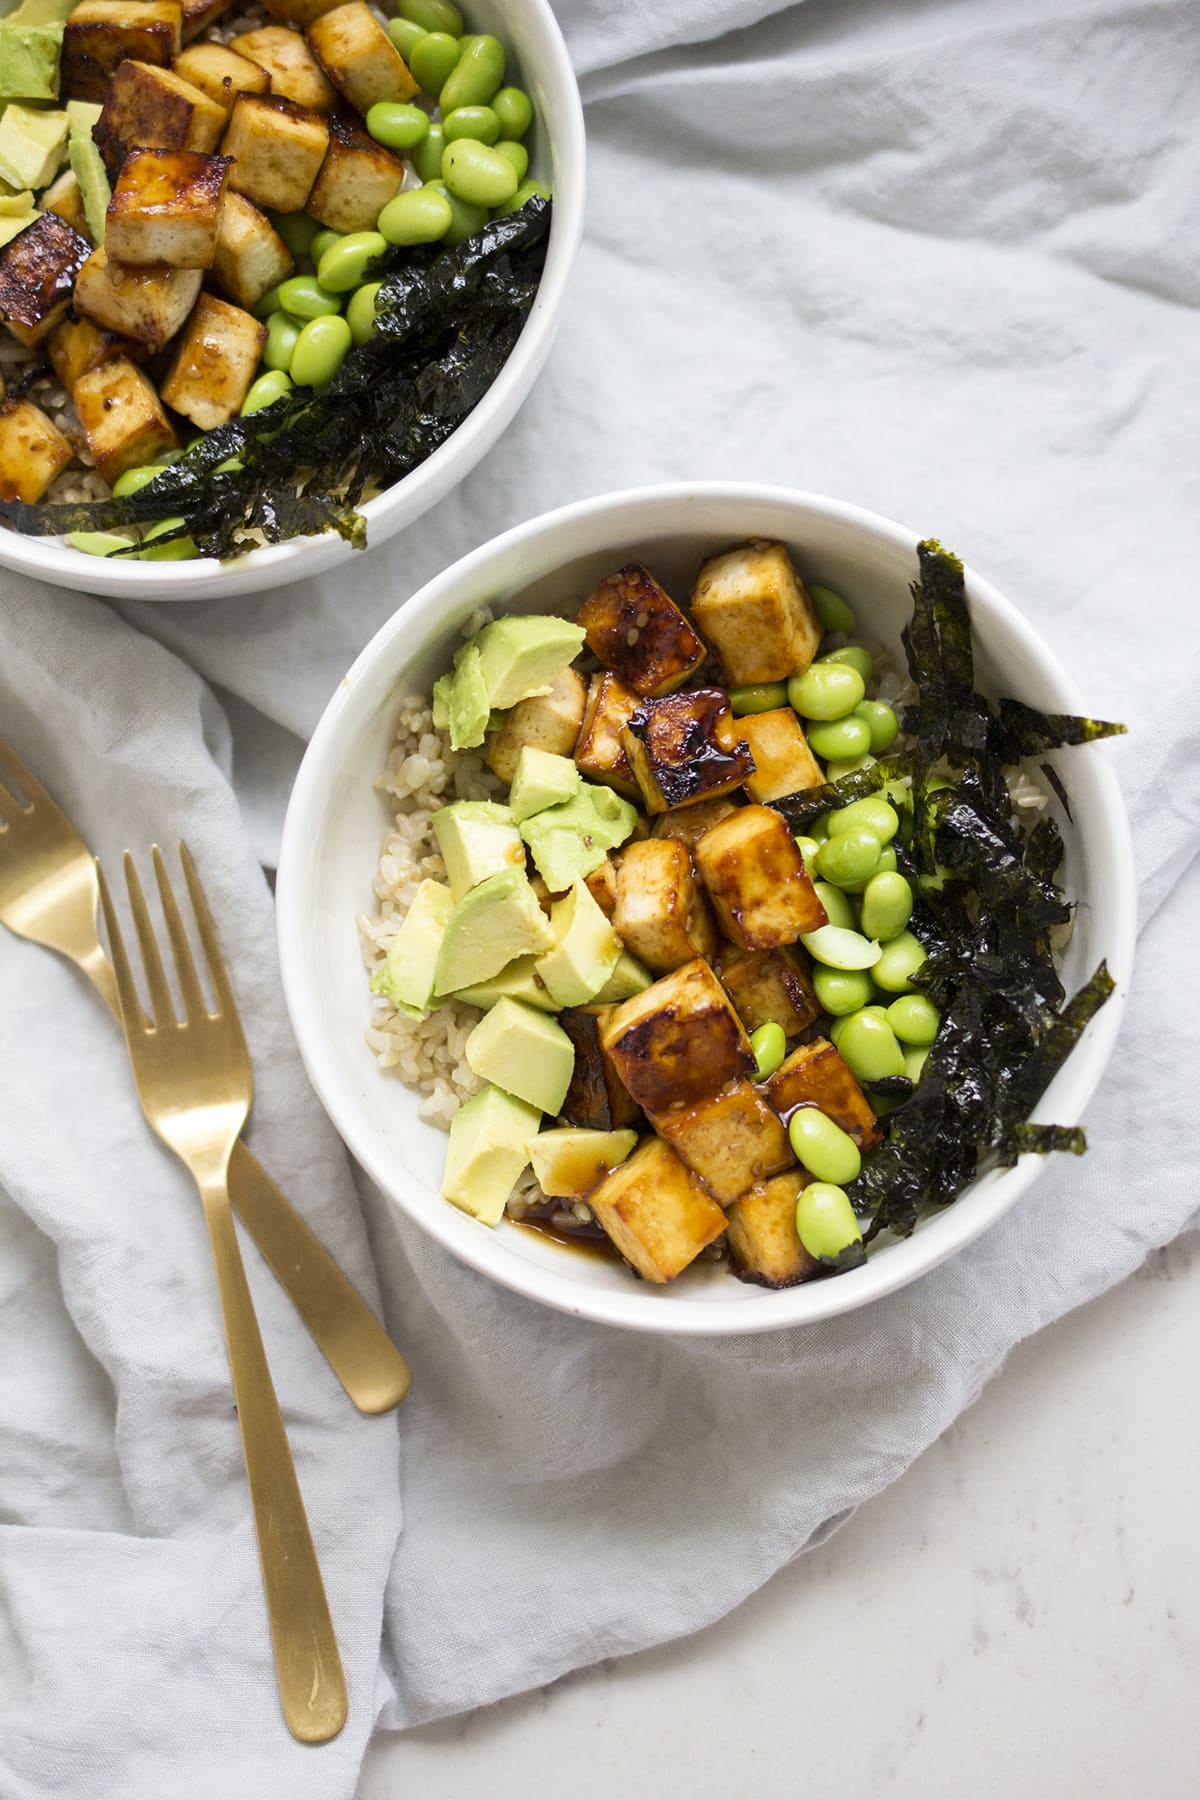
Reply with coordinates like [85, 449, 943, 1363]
[3, 0, 1199, 1794]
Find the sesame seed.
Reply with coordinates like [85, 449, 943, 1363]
[626, 628, 639, 645]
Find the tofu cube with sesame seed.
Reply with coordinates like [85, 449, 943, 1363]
[305, 1, 418, 112]
[713, 942, 819, 1038]
[172, 42, 273, 113]
[161, 291, 266, 429]
[612, 836, 716, 974]
[651, 1078, 794, 1206]
[0, 212, 91, 349]
[105, 147, 231, 269]
[0, 399, 74, 502]
[588, 1136, 728, 1284]
[220, 91, 330, 212]
[738, 707, 825, 804]
[74, 245, 202, 350]
[573, 671, 641, 800]
[305, 111, 405, 233]
[209, 189, 294, 311]
[94, 59, 227, 177]
[620, 688, 755, 815]
[48, 314, 145, 393]
[765, 1037, 881, 1151]
[73, 355, 177, 484]
[600, 958, 755, 1117]
[691, 539, 824, 685]
[694, 803, 827, 950]
[577, 561, 707, 697]
[726, 1171, 819, 1289]
[61, 0, 181, 103]
[230, 25, 337, 110]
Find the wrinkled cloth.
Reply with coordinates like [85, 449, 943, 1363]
[2, 1, 1198, 1795]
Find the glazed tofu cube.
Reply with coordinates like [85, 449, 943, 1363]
[74, 244, 201, 348]
[738, 708, 825, 804]
[588, 1136, 727, 1284]
[714, 942, 819, 1038]
[650, 794, 738, 850]
[105, 147, 230, 268]
[62, 0, 181, 103]
[486, 665, 587, 785]
[651, 1079, 794, 1206]
[48, 313, 142, 391]
[577, 561, 707, 697]
[161, 292, 266, 428]
[94, 59, 227, 176]
[209, 188, 293, 310]
[726, 1171, 819, 1289]
[305, 2, 417, 112]
[766, 1037, 880, 1151]
[221, 92, 329, 212]
[0, 399, 73, 502]
[601, 958, 754, 1116]
[621, 688, 755, 815]
[231, 26, 336, 110]
[694, 804, 827, 950]
[691, 539, 823, 685]
[612, 836, 716, 974]
[584, 856, 617, 918]
[559, 1007, 641, 1132]
[0, 213, 91, 349]
[41, 170, 92, 243]
[179, 0, 233, 42]
[305, 111, 405, 232]
[173, 42, 272, 112]
[574, 671, 641, 800]
[262, 0, 343, 22]
[73, 354, 176, 483]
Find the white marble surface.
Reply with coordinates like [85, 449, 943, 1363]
[359, 1232, 1200, 1799]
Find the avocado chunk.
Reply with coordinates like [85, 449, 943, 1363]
[66, 98, 101, 137]
[592, 948, 654, 1004]
[10, 0, 77, 23]
[433, 864, 555, 994]
[432, 799, 525, 903]
[508, 745, 580, 824]
[464, 996, 575, 1117]
[432, 639, 491, 751]
[473, 615, 586, 710]
[442, 1084, 541, 1226]
[0, 24, 63, 102]
[69, 132, 108, 241]
[369, 878, 452, 1019]
[452, 954, 557, 1013]
[519, 781, 638, 892]
[528, 1127, 638, 1198]
[535, 878, 622, 1008]
[0, 103, 68, 190]
[0, 210, 36, 246]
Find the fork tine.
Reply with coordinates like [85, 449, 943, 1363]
[124, 852, 176, 1028]
[151, 844, 208, 1021]
[179, 842, 237, 1020]
[97, 861, 147, 1036]
[0, 736, 52, 812]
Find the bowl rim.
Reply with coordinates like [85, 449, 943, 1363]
[276, 482, 1137, 1336]
[0, 0, 586, 602]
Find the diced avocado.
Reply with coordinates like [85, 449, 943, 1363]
[0, 189, 34, 214]
[464, 996, 575, 1117]
[9, 0, 77, 23]
[519, 782, 638, 892]
[432, 799, 525, 903]
[592, 948, 654, 1004]
[529, 1127, 638, 1198]
[0, 103, 67, 190]
[435, 640, 490, 751]
[69, 132, 108, 242]
[66, 98, 102, 139]
[473, 614, 586, 710]
[452, 954, 558, 1013]
[0, 24, 63, 102]
[433, 864, 556, 994]
[442, 1084, 541, 1226]
[0, 210, 35, 245]
[508, 745, 580, 824]
[535, 878, 622, 1008]
[369, 878, 452, 1019]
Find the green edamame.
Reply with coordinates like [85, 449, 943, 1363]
[438, 31, 506, 110]
[139, 518, 197, 561]
[112, 463, 166, 498]
[750, 1022, 787, 1081]
[855, 699, 899, 752]
[813, 880, 856, 930]
[251, 282, 286, 319]
[806, 714, 873, 762]
[388, 16, 426, 59]
[835, 1009, 906, 1083]
[263, 310, 301, 372]
[887, 994, 940, 1046]
[270, 210, 321, 257]
[68, 530, 135, 557]
[379, 184, 453, 244]
[289, 312, 352, 388]
[317, 230, 386, 293]
[825, 754, 875, 781]
[309, 228, 342, 265]
[276, 275, 341, 319]
[904, 1045, 930, 1084]
[795, 835, 821, 877]
[730, 682, 788, 715]
[827, 796, 899, 845]
[494, 139, 528, 182]
[817, 827, 882, 889]
[422, 178, 488, 244]
[808, 584, 855, 633]
[837, 844, 897, 895]
[787, 662, 865, 721]
[346, 280, 381, 345]
[871, 930, 927, 993]
[812, 965, 874, 1017]
[491, 85, 532, 138]
[412, 121, 446, 181]
[442, 137, 519, 207]
[820, 644, 873, 685]
[399, 0, 463, 35]
[788, 1107, 862, 1185]
[829, 1004, 888, 1049]
[800, 925, 881, 971]
[442, 104, 501, 144]
[366, 101, 430, 149]
[409, 30, 461, 95]
[859, 870, 913, 942]
[493, 177, 550, 214]
[240, 369, 293, 415]
[795, 1182, 863, 1263]
[807, 812, 832, 844]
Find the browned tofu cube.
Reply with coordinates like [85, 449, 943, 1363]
[94, 59, 227, 176]
[486, 665, 587, 785]
[714, 943, 819, 1038]
[173, 42, 272, 112]
[105, 147, 230, 269]
[584, 856, 617, 919]
[726, 1171, 819, 1289]
[691, 539, 823, 685]
[650, 794, 739, 850]
[577, 561, 707, 697]
[613, 836, 716, 974]
[694, 804, 827, 951]
[221, 92, 329, 212]
[73, 355, 176, 483]
[651, 1078, 794, 1206]
[0, 213, 91, 349]
[0, 399, 74, 502]
[588, 1136, 727, 1284]
[305, 111, 405, 232]
[766, 1037, 880, 1151]
[74, 244, 201, 349]
[738, 708, 825, 804]
[209, 188, 293, 310]
[621, 688, 755, 815]
[41, 170, 92, 244]
[601, 958, 754, 1116]
[262, 0, 343, 22]
[231, 25, 337, 110]
[61, 0, 181, 103]
[305, 2, 417, 112]
[179, 0, 233, 42]
[160, 292, 266, 428]
[559, 1007, 641, 1132]
[48, 313, 143, 391]
[574, 671, 641, 800]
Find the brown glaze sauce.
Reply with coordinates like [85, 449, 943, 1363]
[512, 1206, 623, 1261]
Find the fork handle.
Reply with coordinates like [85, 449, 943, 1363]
[200, 1177, 348, 1744]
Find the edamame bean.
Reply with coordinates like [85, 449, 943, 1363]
[366, 100, 430, 149]
[139, 518, 197, 561]
[309, 228, 342, 265]
[251, 282, 286, 319]
[855, 699, 899, 752]
[493, 177, 550, 214]
[871, 930, 927, 993]
[807, 812, 831, 844]
[263, 310, 301, 371]
[68, 529, 135, 556]
[412, 121, 446, 181]
[750, 1022, 787, 1081]
[729, 682, 788, 715]
[904, 1045, 930, 1084]
[795, 1182, 863, 1263]
[828, 796, 899, 845]
[318, 229, 386, 292]
[813, 880, 856, 930]
[491, 85, 532, 138]
[494, 139, 528, 182]
[422, 178, 487, 244]
[241, 369, 293, 414]
[800, 925, 881, 971]
[806, 714, 873, 762]
[276, 274, 341, 319]
[918, 863, 954, 894]
[835, 1009, 906, 1083]
[820, 644, 873, 685]
[290, 312, 352, 388]
[270, 210, 321, 257]
[825, 754, 875, 781]
[829, 1004, 887, 1049]
[788, 1107, 862, 1185]
[787, 662, 865, 721]
[443, 103, 501, 144]
[346, 279, 381, 345]
[808, 584, 855, 633]
[887, 994, 940, 1046]
[112, 463, 166, 498]
[859, 870, 913, 942]
[409, 30, 461, 95]
[388, 15, 426, 59]
[837, 843, 897, 894]
[379, 183, 453, 244]
[795, 835, 820, 876]
[817, 827, 882, 889]
[813, 965, 874, 1017]
[442, 137, 519, 207]
[438, 31, 506, 110]
[399, 0, 463, 34]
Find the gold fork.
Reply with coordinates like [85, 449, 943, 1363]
[0, 736, 410, 1414]
[99, 845, 348, 1744]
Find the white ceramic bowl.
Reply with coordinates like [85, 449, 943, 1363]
[0, 0, 584, 602]
[277, 484, 1136, 1335]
